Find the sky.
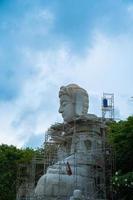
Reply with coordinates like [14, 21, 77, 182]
[0, 0, 133, 148]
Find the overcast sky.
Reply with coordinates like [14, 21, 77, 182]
[0, 0, 133, 148]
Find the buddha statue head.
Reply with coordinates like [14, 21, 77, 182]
[59, 84, 89, 122]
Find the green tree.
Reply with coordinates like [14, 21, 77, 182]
[0, 144, 35, 200]
[108, 116, 133, 199]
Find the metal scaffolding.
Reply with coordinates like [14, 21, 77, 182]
[16, 120, 115, 200]
[102, 93, 114, 120]
[16, 154, 44, 200]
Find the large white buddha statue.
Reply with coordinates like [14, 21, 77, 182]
[34, 84, 105, 200]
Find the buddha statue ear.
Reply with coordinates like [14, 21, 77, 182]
[75, 92, 84, 116]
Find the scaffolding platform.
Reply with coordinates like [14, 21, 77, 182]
[16, 119, 115, 200]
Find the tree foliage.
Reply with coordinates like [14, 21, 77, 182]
[0, 144, 35, 200]
[108, 116, 133, 199]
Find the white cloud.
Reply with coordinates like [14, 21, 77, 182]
[0, 30, 133, 147]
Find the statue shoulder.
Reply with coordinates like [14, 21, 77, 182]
[73, 113, 98, 121]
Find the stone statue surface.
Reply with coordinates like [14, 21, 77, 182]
[69, 189, 85, 200]
[59, 84, 89, 122]
[35, 84, 106, 200]
[59, 84, 97, 122]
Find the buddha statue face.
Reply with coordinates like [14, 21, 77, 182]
[59, 84, 89, 122]
[59, 94, 75, 122]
